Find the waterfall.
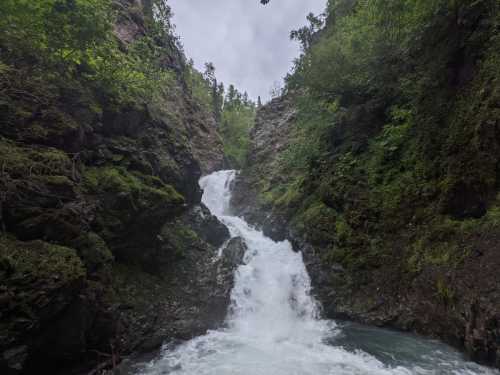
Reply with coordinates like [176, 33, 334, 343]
[136, 170, 497, 375]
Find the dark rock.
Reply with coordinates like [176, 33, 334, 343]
[221, 237, 247, 269]
[2, 346, 28, 373]
[113, 229, 240, 355]
[180, 205, 230, 248]
[0, 238, 88, 373]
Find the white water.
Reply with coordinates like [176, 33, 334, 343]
[136, 170, 498, 375]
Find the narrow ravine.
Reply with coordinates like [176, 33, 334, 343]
[134, 170, 498, 375]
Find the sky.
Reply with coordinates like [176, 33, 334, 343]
[167, 0, 327, 102]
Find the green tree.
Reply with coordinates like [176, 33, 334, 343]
[0, 0, 177, 105]
[220, 86, 256, 168]
[290, 12, 324, 52]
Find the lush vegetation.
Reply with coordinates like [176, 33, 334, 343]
[0, 0, 178, 113]
[220, 85, 256, 168]
[256, 0, 500, 273]
[186, 61, 256, 168]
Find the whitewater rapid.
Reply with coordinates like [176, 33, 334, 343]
[136, 170, 497, 375]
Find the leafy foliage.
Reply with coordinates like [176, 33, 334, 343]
[220, 86, 256, 168]
[0, 0, 175, 106]
[184, 60, 256, 168]
[260, 0, 500, 274]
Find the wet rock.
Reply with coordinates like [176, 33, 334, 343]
[221, 237, 246, 268]
[180, 205, 230, 248]
[113, 229, 240, 355]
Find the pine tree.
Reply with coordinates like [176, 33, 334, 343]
[213, 82, 224, 127]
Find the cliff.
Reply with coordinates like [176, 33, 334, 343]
[0, 1, 230, 373]
[233, 0, 500, 368]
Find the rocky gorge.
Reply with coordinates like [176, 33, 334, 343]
[1, 0, 500, 374]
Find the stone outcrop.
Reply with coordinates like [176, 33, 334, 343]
[111, 205, 234, 354]
[231, 96, 295, 241]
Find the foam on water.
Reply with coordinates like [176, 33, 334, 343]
[136, 170, 497, 375]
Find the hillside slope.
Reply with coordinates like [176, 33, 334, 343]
[233, 0, 500, 368]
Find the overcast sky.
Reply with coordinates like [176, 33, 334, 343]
[167, 0, 326, 102]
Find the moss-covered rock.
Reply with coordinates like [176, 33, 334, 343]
[0, 0, 226, 373]
[81, 165, 187, 263]
[0, 236, 86, 372]
[83, 166, 184, 205]
[73, 232, 114, 274]
[0, 138, 73, 179]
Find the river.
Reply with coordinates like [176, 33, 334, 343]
[134, 170, 497, 375]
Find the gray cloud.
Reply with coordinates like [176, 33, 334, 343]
[167, 0, 326, 101]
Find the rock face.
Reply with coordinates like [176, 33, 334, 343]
[0, 238, 87, 372]
[231, 96, 295, 241]
[232, 94, 500, 369]
[112, 205, 233, 353]
[0, 2, 228, 374]
[221, 237, 246, 270]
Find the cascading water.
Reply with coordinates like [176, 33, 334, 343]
[136, 170, 498, 375]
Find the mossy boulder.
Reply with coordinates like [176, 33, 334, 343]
[160, 223, 201, 259]
[83, 166, 184, 207]
[82, 165, 186, 262]
[0, 236, 86, 373]
[0, 138, 89, 245]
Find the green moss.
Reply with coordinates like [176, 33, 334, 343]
[0, 138, 30, 173]
[83, 166, 185, 205]
[0, 235, 85, 283]
[74, 232, 114, 271]
[29, 109, 79, 139]
[255, 179, 280, 207]
[110, 262, 164, 309]
[274, 180, 305, 208]
[83, 166, 137, 193]
[404, 216, 477, 274]
[160, 223, 201, 258]
[81, 165, 187, 257]
[292, 199, 338, 246]
[335, 216, 351, 243]
[258, 190, 277, 206]
[0, 137, 72, 178]
[436, 277, 455, 306]
[485, 204, 500, 226]
[406, 251, 422, 274]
